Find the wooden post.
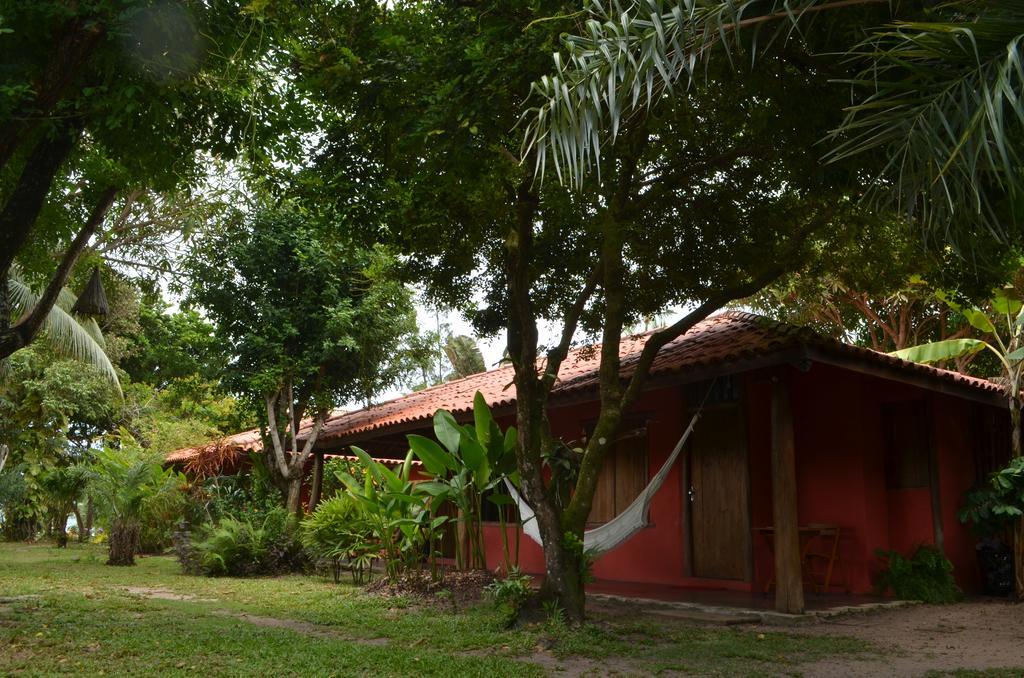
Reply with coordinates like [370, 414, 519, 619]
[309, 453, 324, 511]
[771, 377, 804, 614]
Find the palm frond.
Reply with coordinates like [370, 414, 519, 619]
[827, 8, 1024, 245]
[6, 269, 120, 390]
[524, 0, 1024, 245]
[520, 0, 871, 187]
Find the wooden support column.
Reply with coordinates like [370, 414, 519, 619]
[309, 453, 324, 511]
[771, 376, 804, 614]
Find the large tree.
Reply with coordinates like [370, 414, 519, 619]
[185, 206, 419, 514]
[296, 0, 885, 620]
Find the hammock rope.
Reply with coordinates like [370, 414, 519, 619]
[505, 382, 714, 554]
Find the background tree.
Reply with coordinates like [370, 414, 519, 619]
[0, 345, 121, 536]
[37, 465, 88, 547]
[185, 206, 419, 514]
[750, 221, 1012, 373]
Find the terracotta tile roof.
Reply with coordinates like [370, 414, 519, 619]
[316, 311, 1003, 445]
[167, 311, 1003, 462]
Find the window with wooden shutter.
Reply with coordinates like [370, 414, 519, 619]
[587, 423, 648, 525]
[881, 400, 931, 489]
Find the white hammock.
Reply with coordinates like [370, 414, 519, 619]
[505, 409, 703, 554]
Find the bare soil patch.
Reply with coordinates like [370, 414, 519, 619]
[775, 598, 1024, 676]
[365, 570, 494, 608]
[119, 586, 215, 602]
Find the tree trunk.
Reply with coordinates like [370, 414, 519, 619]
[73, 504, 84, 543]
[308, 454, 323, 512]
[55, 515, 68, 548]
[535, 508, 585, 621]
[84, 496, 94, 542]
[107, 518, 140, 566]
[0, 118, 83, 278]
[285, 476, 303, 517]
[0, 185, 118, 360]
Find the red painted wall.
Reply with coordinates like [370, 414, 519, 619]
[478, 363, 989, 596]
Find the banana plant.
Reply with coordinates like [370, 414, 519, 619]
[891, 288, 1024, 457]
[408, 391, 519, 571]
[892, 287, 1024, 598]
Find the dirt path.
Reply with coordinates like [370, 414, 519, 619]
[779, 600, 1024, 676]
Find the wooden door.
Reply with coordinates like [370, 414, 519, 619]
[688, 405, 750, 581]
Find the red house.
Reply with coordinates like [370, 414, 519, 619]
[170, 312, 1010, 611]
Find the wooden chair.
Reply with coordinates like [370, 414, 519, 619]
[755, 524, 851, 594]
[801, 524, 850, 593]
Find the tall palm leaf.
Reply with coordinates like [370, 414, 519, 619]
[828, 4, 1024, 243]
[5, 267, 120, 390]
[523, 0, 1024, 244]
[521, 0, 878, 185]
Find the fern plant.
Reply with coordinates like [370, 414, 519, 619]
[301, 494, 377, 583]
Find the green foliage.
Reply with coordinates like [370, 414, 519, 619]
[301, 494, 376, 583]
[0, 345, 122, 529]
[444, 335, 486, 380]
[875, 545, 962, 604]
[87, 442, 182, 525]
[892, 339, 989, 365]
[6, 267, 119, 388]
[562, 531, 598, 586]
[485, 567, 534, 627]
[86, 439, 185, 562]
[190, 507, 308, 577]
[524, 0, 1024, 248]
[0, 464, 29, 540]
[37, 465, 88, 544]
[960, 457, 1024, 537]
[118, 297, 227, 389]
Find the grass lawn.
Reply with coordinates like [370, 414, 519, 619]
[0, 542, 873, 676]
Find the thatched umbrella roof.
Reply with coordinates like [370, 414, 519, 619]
[71, 267, 109, 317]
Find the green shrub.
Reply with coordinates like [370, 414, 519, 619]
[188, 507, 308, 577]
[960, 457, 1024, 536]
[301, 494, 377, 583]
[875, 545, 961, 604]
[485, 567, 534, 627]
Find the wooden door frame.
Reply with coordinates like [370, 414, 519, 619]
[682, 392, 753, 582]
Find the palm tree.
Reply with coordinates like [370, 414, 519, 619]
[38, 465, 89, 547]
[443, 335, 486, 379]
[0, 268, 119, 479]
[522, 0, 1024, 244]
[4, 266, 119, 388]
[87, 447, 182, 566]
